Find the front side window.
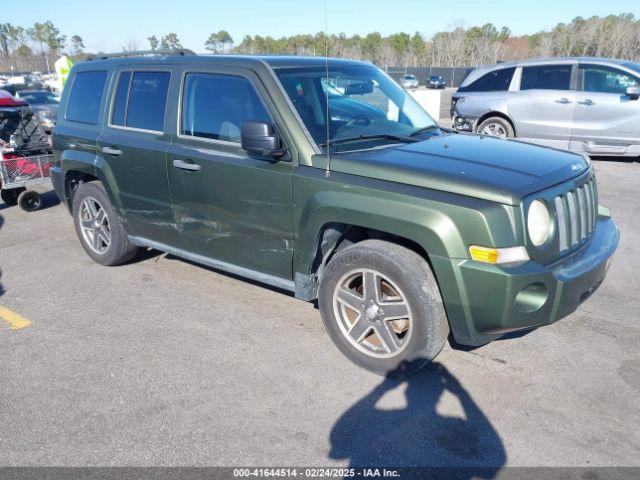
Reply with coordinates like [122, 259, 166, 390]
[521, 65, 572, 91]
[180, 73, 271, 143]
[111, 71, 170, 131]
[581, 65, 639, 94]
[275, 65, 437, 151]
[458, 67, 515, 93]
[66, 70, 107, 124]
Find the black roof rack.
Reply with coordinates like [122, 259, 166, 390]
[87, 49, 196, 61]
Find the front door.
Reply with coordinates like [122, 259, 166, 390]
[96, 67, 180, 248]
[570, 63, 640, 156]
[166, 69, 294, 281]
[507, 63, 577, 149]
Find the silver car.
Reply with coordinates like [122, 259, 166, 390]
[451, 57, 640, 157]
[399, 74, 419, 89]
[16, 90, 59, 134]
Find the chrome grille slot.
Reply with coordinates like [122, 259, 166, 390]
[552, 178, 598, 253]
[578, 186, 587, 240]
[567, 191, 578, 246]
[555, 196, 568, 252]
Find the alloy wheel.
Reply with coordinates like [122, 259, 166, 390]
[332, 268, 413, 358]
[481, 122, 508, 137]
[79, 197, 111, 254]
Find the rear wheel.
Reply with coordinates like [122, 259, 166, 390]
[17, 190, 42, 212]
[72, 181, 138, 266]
[318, 239, 449, 376]
[477, 116, 514, 138]
[1, 187, 26, 206]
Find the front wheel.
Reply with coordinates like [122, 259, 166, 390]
[318, 240, 449, 376]
[476, 116, 515, 138]
[72, 181, 138, 266]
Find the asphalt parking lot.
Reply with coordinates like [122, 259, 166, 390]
[0, 159, 639, 469]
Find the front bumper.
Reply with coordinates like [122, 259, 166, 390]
[450, 101, 477, 132]
[431, 213, 619, 346]
[451, 115, 476, 132]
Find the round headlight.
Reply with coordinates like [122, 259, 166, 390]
[528, 200, 553, 247]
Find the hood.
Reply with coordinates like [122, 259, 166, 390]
[324, 133, 589, 205]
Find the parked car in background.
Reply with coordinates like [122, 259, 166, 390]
[51, 52, 619, 376]
[17, 90, 59, 133]
[399, 74, 419, 89]
[41, 73, 61, 93]
[426, 75, 446, 89]
[451, 57, 640, 157]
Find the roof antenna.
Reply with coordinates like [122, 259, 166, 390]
[323, 0, 332, 177]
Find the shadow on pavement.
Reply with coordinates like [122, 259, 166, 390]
[329, 361, 505, 475]
[163, 253, 295, 298]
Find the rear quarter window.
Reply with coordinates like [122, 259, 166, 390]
[458, 67, 515, 93]
[65, 70, 108, 124]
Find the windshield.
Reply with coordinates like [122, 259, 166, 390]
[275, 64, 437, 152]
[18, 91, 59, 105]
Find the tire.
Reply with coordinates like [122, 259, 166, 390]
[17, 190, 42, 212]
[72, 181, 138, 266]
[1, 187, 26, 206]
[318, 239, 449, 377]
[476, 116, 515, 138]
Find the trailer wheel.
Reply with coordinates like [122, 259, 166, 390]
[1, 187, 26, 206]
[17, 190, 42, 212]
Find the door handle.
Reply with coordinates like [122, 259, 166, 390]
[101, 146, 122, 156]
[555, 98, 572, 104]
[578, 99, 594, 106]
[172, 159, 201, 172]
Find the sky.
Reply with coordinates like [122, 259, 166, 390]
[5, 0, 640, 53]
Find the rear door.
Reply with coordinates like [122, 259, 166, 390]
[165, 66, 294, 281]
[96, 66, 181, 248]
[53, 69, 109, 182]
[507, 63, 577, 149]
[570, 63, 640, 155]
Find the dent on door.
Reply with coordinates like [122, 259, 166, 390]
[167, 143, 294, 280]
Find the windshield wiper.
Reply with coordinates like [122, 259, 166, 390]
[320, 134, 418, 148]
[408, 125, 441, 137]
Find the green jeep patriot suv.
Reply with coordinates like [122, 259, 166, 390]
[51, 51, 619, 375]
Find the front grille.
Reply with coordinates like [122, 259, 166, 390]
[554, 178, 598, 252]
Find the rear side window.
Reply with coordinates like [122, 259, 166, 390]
[180, 73, 271, 143]
[111, 71, 170, 131]
[65, 71, 107, 124]
[458, 67, 515, 93]
[521, 65, 572, 91]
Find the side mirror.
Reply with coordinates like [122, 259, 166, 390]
[241, 121, 287, 159]
[626, 86, 640, 100]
